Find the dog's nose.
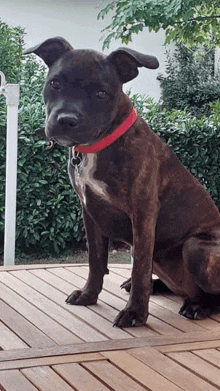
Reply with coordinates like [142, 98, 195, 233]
[57, 113, 78, 128]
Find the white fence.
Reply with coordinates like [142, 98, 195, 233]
[0, 72, 19, 266]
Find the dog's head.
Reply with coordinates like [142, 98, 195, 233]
[24, 37, 159, 147]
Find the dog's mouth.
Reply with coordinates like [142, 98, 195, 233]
[53, 137, 77, 148]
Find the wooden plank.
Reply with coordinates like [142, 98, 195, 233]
[66, 266, 198, 335]
[93, 266, 218, 333]
[146, 315, 183, 337]
[0, 300, 55, 348]
[0, 263, 88, 272]
[0, 321, 28, 350]
[130, 347, 218, 391]
[49, 267, 159, 338]
[0, 271, 106, 343]
[150, 295, 220, 331]
[0, 352, 104, 371]
[102, 350, 182, 391]
[150, 294, 184, 314]
[83, 359, 147, 391]
[161, 291, 220, 332]
[94, 268, 128, 299]
[73, 266, 207, 334]
[65, 265, 130, 303]
[108, 264, 132, 269]
[0, 281, 81, 345]
[0, 369, 38, 391]
[53, 362, 110, 391]
[157, 340, 220, 353]
[0, 331, 219, 363]
[165, 294, 183, 305]
[0, 263, 130, 272]
[167, 351, 220, 388]
[28, 268, 132, 340]
[21, 366, 75, 391]
[163, 295, 220, 335]
[14, 270, 131, 341]
[148, 301, 206, 334]
[50, 267, 181, 338]
[108, 266, 132, 279]
[50, 266, 128, 310]
[35, 268, 124, 325]
[193, 348, 220, 368]
[210, 313, 220, 322]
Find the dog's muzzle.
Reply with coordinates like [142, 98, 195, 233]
[46, 112, 81, 147]
[57, 113, 79, 129]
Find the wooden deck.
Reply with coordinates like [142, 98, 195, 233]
[1, 263, 220, 390]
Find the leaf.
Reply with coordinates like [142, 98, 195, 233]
[97, 2, 116, 20]
[98, 0, 220, 48]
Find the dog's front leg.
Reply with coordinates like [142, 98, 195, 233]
[66, 207, 109, 306]
[114, 210, 157, 328]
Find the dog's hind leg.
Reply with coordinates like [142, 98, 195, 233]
[180, 233, 220, 319]
[66, 207, 109, 306]
[121, 277, 171, 294]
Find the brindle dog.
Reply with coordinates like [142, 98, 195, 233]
[24, 37, 220, 327]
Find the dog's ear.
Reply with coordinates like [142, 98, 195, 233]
[108, 47, 159, 83]
[23, 37, 73, 67]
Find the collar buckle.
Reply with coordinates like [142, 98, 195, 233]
[71, 147, 82, 167]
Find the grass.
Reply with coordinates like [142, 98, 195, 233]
[0, 243, 131, 266]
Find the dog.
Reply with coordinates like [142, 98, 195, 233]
[24, 37, 220, 327]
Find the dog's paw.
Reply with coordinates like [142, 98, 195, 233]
[120, 278, 131, 293]
[65, 290, 98, 306]
[179, 298, 211, 320]
[114, 308, 147, 328]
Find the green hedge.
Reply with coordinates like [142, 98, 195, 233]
[0, 18, 219, 255]
[0, 20, 24, 84]
[0, 58, 83, 254]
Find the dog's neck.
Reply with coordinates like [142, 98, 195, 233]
[75, 108, 138, 154]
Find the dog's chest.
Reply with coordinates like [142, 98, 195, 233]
[73, 154, 109, 205]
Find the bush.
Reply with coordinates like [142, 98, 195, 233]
[0, 57, 83, 254]
[0, 21, 83, 254]
[0, 19, 24, 83]
[131, 94, 220, 209]
[158, 44, 220, 117]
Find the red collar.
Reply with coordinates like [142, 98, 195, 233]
[76, 108, 138, 153]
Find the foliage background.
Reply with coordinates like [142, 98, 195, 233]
[158, 44, 220, 117]
[0, 19, 220, 257]
[0, 20, 82, 255]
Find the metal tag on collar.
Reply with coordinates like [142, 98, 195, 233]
[71, 147, 82, 167]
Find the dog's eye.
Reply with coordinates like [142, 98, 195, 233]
[96, 91, 106, 99]
[50, 79, 61, 90]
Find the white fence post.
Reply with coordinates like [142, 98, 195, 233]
[215, 47, 220, 76]
[0, 72, 20, 266]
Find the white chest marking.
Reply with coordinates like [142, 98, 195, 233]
[75, 154, 109, 205]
